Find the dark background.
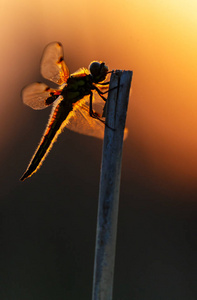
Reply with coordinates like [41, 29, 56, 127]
[1, 1, 197, 299]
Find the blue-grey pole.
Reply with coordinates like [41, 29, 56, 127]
[92, 70, 133, 300]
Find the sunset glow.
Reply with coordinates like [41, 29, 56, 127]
[1, 0, 197, 188]
[1, 2, 196, 299]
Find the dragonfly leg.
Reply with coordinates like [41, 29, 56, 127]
[97, 93, 108, 101]
[89, 91, 104, 121]
[94, 85, 119, 101]
[98, 81, 110, 85]
[89, 92, 115, 130]
[89, 92, 99, 117]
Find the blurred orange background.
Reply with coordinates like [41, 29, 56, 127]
[1, 0, 197, 189]
[0, 1, 197, 299]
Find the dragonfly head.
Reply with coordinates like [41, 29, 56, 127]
[89, 61, 108, 83]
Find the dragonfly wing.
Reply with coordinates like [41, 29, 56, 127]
[70, 67, 90, 77]
[41, 42, 69, 85]
[65, 94, 106, 139]
[22, 82, 61, 110]
[20, 96, 73, 181]
[66, 92, 128, 140]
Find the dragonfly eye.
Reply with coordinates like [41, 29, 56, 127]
[89, 61, 101, 77]
[89, 61, 108, 82]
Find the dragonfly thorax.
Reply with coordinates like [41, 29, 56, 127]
[89, 61, 108, 83]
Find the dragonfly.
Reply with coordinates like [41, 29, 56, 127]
[20, 42, 111, 181]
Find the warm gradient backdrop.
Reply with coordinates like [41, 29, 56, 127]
[0, 0, 197, 299]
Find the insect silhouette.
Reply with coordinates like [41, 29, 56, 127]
[20, 42, 110, 181]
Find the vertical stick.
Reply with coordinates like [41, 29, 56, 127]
[92, 70, 133, 300]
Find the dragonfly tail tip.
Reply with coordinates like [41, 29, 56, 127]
[20, 172, 28, 182]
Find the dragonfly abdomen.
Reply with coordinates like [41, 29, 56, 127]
[20, 101, 72, 181]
